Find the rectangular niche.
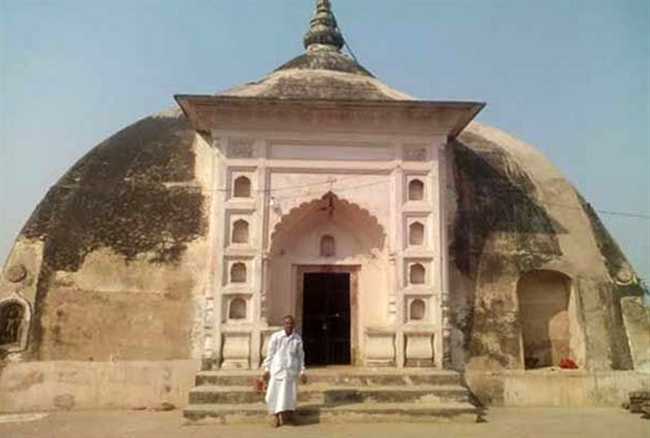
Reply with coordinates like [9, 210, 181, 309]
[403, 172, 431, 205]
[227, 167, 257, 202]
[404, 296, 432, 323]
[269, 141, 392, 161]
[403, 213, 432, 250]
[222, 294, 252, 323]
[226, 212, 255, 248]
[403, 258, 433, 288]
[222, 257, 255, 287]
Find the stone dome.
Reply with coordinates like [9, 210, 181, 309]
[219, 44, 412, 101]
[0, 0, 643, 372]
[219, 0, 411, 101]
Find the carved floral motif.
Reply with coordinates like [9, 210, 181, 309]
[228, 138, 254, 158]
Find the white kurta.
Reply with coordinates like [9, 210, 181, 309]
[262, 330, 306, 414]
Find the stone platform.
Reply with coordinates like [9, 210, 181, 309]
[183, 367, 482, 424]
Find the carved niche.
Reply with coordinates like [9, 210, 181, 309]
[233, 176, 252, 198]
[230, 262, 247, 283]
[408, 179, 425, 201]
[228, 297, 247, 320]
[0, 300, 28, 350]
[409, 263, 426, 285]
[409, 222, 425, 246]
[232, 220, 250, 245]
[409, 299, 426, 321]
[320, 235, 336, 257]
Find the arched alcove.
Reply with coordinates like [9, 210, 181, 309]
[410, 299, 426, 321]
[409, 222, 425, 246]
[233, 176, 252, 198]
[232, 219, 250, 244]
[230, 262, 247, 283]
[409, 263, 426, 285]
[0, 301, 26, 346]
[408, 179, 425, 201]
[270, 192, 386, 257]
[229, 297, 247, 320]
[267, 192, 387, 346]
[320, 235, 336, 257]
[517, 270, 572, 369]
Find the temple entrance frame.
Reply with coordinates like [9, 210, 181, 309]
[294, 264, 361, 366]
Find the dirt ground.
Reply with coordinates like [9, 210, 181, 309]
[0, 407, 648, 438]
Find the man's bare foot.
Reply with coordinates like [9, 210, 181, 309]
[271, 414, 280, 428]
[283, 411, 295, 425]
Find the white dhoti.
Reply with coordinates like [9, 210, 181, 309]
[262, 330, 306, 415]
[265, 375, 298, 414]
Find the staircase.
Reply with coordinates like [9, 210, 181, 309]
[183, 367, 482, 424]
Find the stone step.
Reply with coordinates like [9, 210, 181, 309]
[184, 401, 480, 424]
[195, 368, 462, 387]
[188, 384, 470, 405]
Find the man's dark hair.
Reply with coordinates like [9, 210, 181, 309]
[282, 315, 295, 322]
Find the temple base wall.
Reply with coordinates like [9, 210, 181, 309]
[465, 369, 650, 407]
[0, 360, 200, 413]
[2, 360, 648, 413]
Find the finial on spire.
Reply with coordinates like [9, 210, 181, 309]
[303, 0, 345, 51]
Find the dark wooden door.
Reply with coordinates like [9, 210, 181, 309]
[302, 273, 351, 366]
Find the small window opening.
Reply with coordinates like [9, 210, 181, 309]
[320, 235, 336, 257]
[230, 262, 247, 283]
[234, 176, 252, 198]
[410, 299, 426, 321]
[409, 222, 425, 246]
[229, 298, 247, 320]
[410, 263, 426, 285]
[0, 303, 24, 345]
[232, 220, 250, 244]
[408, 179, 425, 201]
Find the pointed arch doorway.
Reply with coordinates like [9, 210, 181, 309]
[269, 193, 386, 368]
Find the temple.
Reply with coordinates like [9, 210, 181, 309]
[1, 0, 648, 419]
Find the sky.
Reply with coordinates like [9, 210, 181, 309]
[1, 0, 649, 281]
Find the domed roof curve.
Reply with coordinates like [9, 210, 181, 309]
[1, 0, 643, 367]
[9, 0, 640, 286]
[219, 1, 413, 101]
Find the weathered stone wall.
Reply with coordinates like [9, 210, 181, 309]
[448, 127, 561, 371]
[621, 297, 650, 371]
[465, 369, 650, 407]
[1, 110, 644, 373]
[448, 123, 644, 372]
[36, 244, 208, 361]
[0, 110, 211, 362]
[0, 360, 200, 412]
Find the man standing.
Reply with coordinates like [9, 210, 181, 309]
[262, 315, 307, 427]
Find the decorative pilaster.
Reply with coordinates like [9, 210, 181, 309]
[201, 295, 215, 370]
[261, 254, 271, 323]
[388, 253, 398, 322]
[438, 140, 452, 368]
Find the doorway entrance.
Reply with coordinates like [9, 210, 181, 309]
[302, 272, 351, 366]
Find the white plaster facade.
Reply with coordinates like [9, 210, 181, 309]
[177, 98, 483, 370]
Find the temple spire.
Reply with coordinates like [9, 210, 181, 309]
[303, 0, 345, 51]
